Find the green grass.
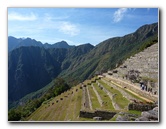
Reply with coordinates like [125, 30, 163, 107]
[127, 110, 142, 116]
[98, 80, 130, 109]
[124, 89, 147, 102]
[104, 77, 147, 102]
[27, 78, 148, 121]
[27, 85, 83, 121]
[71, 87, 82, 121]
[88, 85, 101, 110]
[93, 83, 114, 110]
[79, 117, 95, 121]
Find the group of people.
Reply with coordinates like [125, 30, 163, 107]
[140, 82, 153, 93]
[140, 82, 147, 91]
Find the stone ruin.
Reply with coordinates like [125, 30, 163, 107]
[126, 70, 140, 83]
[128, 102, 156, 111]
[79, 110, 117, 120]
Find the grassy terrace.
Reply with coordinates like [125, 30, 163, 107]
[28, 85, 83, 121]
[27, 77, 150, 121]
[98, 80, 130, 109]
[88, 85, 101, 110]
[93, 83, 114, 110]
[103, 77, 148, 102]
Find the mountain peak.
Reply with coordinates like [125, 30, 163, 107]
[8, 37, 74, 51]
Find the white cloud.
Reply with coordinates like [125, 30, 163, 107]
[43, 13, 69, 22]
[113, 8, 128, 23]
[58, 22, 80, 36]
[8, 12, 37, 21]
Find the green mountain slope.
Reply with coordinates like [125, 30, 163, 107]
[61, 23, 158, 83]
[8, 44, 94, 104]
[8, 22, 158, 110]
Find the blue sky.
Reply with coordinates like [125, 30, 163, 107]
[8, 8, 158, 46]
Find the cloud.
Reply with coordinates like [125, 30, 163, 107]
[113, 8, 128, 23]
[8, 12, 37, 21]
[43, 13, 69, 22]
[58, 22, 80, 36]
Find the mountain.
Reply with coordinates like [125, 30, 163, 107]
[8, 37, 74, 52]
[8, 44, 94, 103]
[60, 23, 158, 83]
[8, 47, 62, 101]
[8, 22, 158, 108]
[8, 41, 159, 121]
[43, 41, 74, 49]
[8, 36, 23, 52]
[8, 36, 43, 51]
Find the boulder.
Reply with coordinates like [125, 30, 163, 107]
[135, 116, 149, 121]
[93, 117, 102, 121]
[141, 110, 158, 120]
[116, 115, 130, 121]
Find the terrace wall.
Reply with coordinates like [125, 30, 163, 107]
[79, 110, 116, 120]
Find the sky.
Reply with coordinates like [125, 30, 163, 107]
[8, 8, 158, 46]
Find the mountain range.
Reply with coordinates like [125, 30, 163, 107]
[8, 36, 74, 52]
[8, 22, 158, 108]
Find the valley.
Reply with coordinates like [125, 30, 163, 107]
[8, 22, 159, 122]
[27, 42, 159, 121]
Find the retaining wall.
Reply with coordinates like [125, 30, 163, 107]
[128, 103, 156, 111]
[79, 110, 116, 120]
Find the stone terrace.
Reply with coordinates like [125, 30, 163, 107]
[108, 43, 159, 94]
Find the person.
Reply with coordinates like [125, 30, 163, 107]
[141, 84, 144, 90]
[144, 85, 147, 91]
[140, 82, 143, 88]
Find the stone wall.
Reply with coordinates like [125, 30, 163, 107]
[79, 110, 116, 120]
[128, 103, 156, 111]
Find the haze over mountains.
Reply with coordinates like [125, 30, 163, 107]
[8, 22, 158, 108]
[8, 36, 75, 52]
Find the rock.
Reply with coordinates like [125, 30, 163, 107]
[135, 116, 149, 121]
[130, 117, 136, 121]
[135, 106, 158, 121]
[116, 115, 130, 121]
[93, 117, 102, 121]
[153, 107, 158, 112]
[141, 110, 158, 120]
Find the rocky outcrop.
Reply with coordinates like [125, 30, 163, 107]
[116, 112, 139, 121]
[115, 106, 158, 121]
[135, 107, 158, 121]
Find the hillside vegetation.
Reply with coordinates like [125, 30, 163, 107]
[8, 23, 158, 114]
[26, 75, 157, 121]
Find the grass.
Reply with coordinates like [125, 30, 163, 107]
[27, 85, 83, 121]
[124, 89, 147, 102]
[104, 77, 149, 102]
[98, 80, 130, 109]
[27, 77, 151, 121]
[93, 83, 114, 110]
[127, 110, 142, 116]
[88, 85, 101, 110]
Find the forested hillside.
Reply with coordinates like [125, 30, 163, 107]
[8, 22, 158, 110]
